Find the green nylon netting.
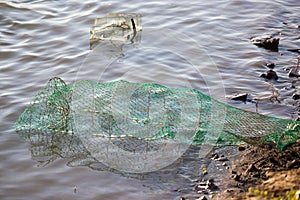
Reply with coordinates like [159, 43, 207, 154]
[16, 77, 300, 150]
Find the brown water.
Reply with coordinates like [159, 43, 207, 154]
[1, 0, 300, 199]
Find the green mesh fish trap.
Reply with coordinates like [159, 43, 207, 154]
[16, 77, 300, 150]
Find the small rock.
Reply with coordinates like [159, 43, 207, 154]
[260, 70, 278, 80]
[287, 49, 300, 53]
[251, 36, 279, 50]
[229, 93, 248, 102]
[222, 162, 227, 166]
[288, 68, 300, 77]
[197, 196, 208, 200]
[266, 63, 275, 69]
[195, 179, 218, 193]
[292, 80, 297, 86]
[211, 153, 219, 160]
[265, 70, 278, 80]
[233, 174, 240, 181]
[238, 145, 246, 151]
[293, 94, 300, 100]
[216, 157, 229, 162]
[207, 179, 218, 190]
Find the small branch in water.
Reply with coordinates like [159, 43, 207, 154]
[131, 18, 136, 32]
[130, 18, 137, 43]
[296, 55, 300, 72]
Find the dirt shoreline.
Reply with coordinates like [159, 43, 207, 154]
[214, 140, 300, 200]
[180, 141, 300, 200]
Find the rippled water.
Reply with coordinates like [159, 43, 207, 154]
[1, 0, 300, 199]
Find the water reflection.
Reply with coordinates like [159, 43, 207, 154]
[17, 128, 207, 189]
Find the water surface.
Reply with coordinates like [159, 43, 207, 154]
[1, 0, 300, 199]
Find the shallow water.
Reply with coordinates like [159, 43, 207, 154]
[1, 0, 300, 199]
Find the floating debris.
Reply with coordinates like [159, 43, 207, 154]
[90, 13, 142, 47]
